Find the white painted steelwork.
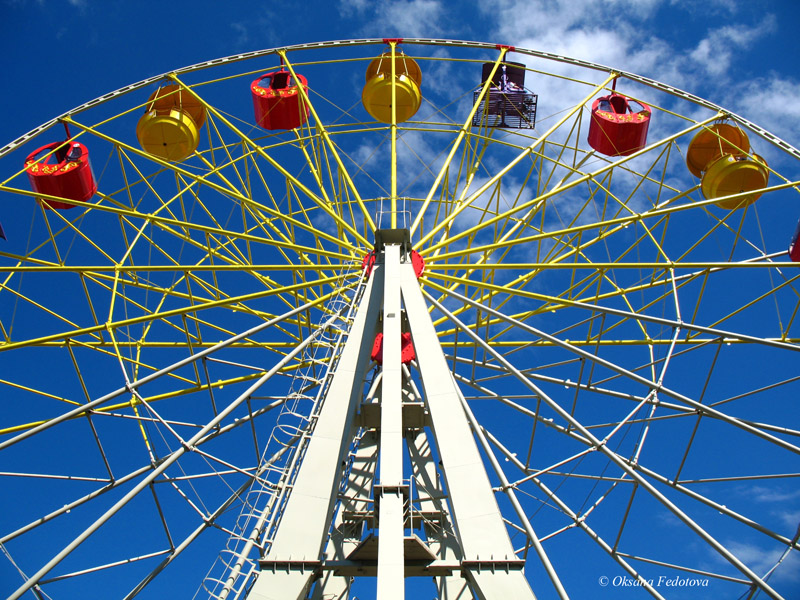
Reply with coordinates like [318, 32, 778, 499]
[241, 239, 536, 599]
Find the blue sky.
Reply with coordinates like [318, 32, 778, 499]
[3, 0, 799, 248]
[1, 1, 800, 599]
[2, 0, 800, 152]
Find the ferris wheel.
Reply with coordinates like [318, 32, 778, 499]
[0, 38, 799, 600]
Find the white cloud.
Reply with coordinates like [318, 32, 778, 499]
[479, 0, 658, 41]
[477, 1, 779, 100]
[689, 18, 776, 77]
[338, 0, 372, 15]
[469, 0, 800, 158]
[721, 541, 800, 586]
[725, 76, 800, 151]
[230, 22, 250, 48]
[670, 0, 737, 12]
[778, 510, 800, 530]
[418, 48, 459, 99]
[725, 541, 779, 573]
[337, 0, 447, 37]
[347, 126, 447, 199]
[747, 485, 800, 503]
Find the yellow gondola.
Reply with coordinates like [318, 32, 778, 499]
[362, 51, 422, 123]
[686, 122, 749, 178]
[136, 84, 206, 162]
[702, 153, 769, 210]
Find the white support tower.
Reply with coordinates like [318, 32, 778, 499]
[246, 230, 537, 600]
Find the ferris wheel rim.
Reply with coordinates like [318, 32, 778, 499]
[3, 37, 799, 163]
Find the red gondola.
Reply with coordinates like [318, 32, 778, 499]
[25, 140, 96, 210]
[251, 70, 309, 130]
[789, 217, 800, 262]
[790, 218, 800, 262]
[587, 93, 651, 157]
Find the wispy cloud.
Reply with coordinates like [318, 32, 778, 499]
[689, 17, 776, 77]
[226, 11, 280, 51]
[230, 22, 250, 48]
[473, 0, 798, 150]
[747, 485, 800, 503]
[778, 510, 800, 530]
[337, 0, 448, 37]
[480, 0, 775, 88]
[727, 77, 800, 151]
[719, 541, 800, 587]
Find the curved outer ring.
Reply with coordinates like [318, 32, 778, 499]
[1, 38, 798, 163]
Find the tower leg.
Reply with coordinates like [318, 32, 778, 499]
[408, 429, 473, 600]
[311, 431, 379, 600]
[400, 263, 536, 599]
[248, 272, 382, 600]
[376, 243, 406, 599]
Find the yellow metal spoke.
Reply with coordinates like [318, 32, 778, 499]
[279, 52, 377, 235]
[0, 274, 353, 353]
[53, 118, 363, 256]
[410, 48, 510, 236]
[420, 113, 723, 258]
[168, 72, 372, 249]
[418, 73, 618, 251]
